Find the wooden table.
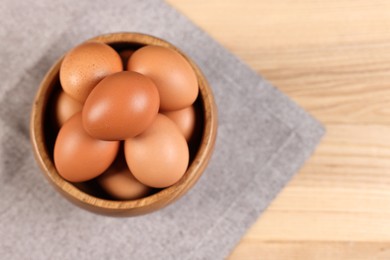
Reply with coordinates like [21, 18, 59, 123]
[167, 1, 390, 259]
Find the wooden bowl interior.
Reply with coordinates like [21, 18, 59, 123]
[31, 33, 217, 216]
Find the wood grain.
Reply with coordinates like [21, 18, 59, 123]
[166, 0, 390, 259]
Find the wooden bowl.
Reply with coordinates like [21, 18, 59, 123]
[30, 32, 217, 216]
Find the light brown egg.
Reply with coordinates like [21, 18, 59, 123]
[124, 114, 189, 188]
[54, 113, 119, 182]
[119, 49, 134, 69]
[162, 106, 196, 142]
[54, 91, 83, 127]
[82, 71, 160, 141]
[97, 150, 151, 200]
[60, 42, 122, 103]
[128, 46, 198, 111]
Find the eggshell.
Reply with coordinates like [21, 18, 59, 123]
[54, 91, 83, 127]
[60, 42, 122, 103]
[97, 150, 151, 200]
[128, 46, 198, 111]
[54, 113, 119, 182]
[82, 71, 160, 141]
[162, 106, 196, 142]
[124, 114, 189, 188]
[119, 49, 134, 69]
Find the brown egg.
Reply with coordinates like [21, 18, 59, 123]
[60, 42, 122, 103]
[54, 91, 83, 127]
[54, 113, 119, 182]
[128, 46, 198, 111]
[82, 71, 160, 141]
[97, 150, 151, 200]
[124, 114, 189, 188]
[119, 49, 134, 69]
[162, 106, 196, 142]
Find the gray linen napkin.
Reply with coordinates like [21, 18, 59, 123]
[0, 0, 324, 259]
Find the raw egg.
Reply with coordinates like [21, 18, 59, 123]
[54, 113, 119, 182]
[128, 46, 198, 111]
[162, 106, 196, 142]
[124, 114, 189, 188]
[82, 71, 160, 141]
[97, 150, 151, 200]
[119, 49, 134, 69]
[60, 42, 122, 103]
[54, 91, 83, 127]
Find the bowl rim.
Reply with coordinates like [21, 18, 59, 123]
[30, 32, 218, 215]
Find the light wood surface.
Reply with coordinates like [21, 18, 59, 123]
[166, 0, 390, 259]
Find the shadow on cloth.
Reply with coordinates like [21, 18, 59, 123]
[0, 44, 62, 185]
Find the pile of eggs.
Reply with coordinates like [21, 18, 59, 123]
[53, 41, 199, 200]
